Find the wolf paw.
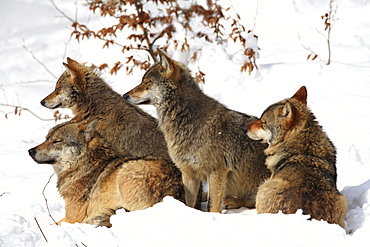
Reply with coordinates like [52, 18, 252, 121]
[222, 197, 240, 210]
[222, 196, 255, 210]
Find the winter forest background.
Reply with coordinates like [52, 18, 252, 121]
[1, 0, 370, 246]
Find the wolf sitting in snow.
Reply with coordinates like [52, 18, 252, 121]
[28, 119, 184, 227]
[247, 86, 347, 228]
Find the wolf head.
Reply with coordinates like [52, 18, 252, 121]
[28, 120, 99, 172]
[123, 49, 193, 106]
[41, 58, 88, 111]
[247, 86, 307, 146]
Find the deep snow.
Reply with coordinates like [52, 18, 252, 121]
[1, 0, 370, 246]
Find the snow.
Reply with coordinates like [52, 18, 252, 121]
[1, 0, 370, 246]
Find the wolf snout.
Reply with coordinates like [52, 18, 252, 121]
[122, 93, 130, 101]
[28, 148, 36, 158]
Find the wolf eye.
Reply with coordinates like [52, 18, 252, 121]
[261, 121, 267, 129]
[52, 139, 62, 144]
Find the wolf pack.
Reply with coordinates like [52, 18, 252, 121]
[28, 49, 348, 228]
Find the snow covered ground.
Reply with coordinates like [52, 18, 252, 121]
[1, 0, 370, 246]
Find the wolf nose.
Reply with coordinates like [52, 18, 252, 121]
[122, 93, 130, 101]
[40, 99, 46, 107]
[28, 148, 36, 158]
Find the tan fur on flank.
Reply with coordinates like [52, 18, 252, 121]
[28, 120, 184, 227]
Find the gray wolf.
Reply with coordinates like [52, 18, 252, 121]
[247, 86, 347, 227]
[41, 57, 171, 161]
[28, 120, 184, 227]
[123, 49, 270, 212]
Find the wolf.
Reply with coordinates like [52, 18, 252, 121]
[40, 57, 171, 161]
[247, 86, 347, 228]
[123, 49, 270, 212]
[28, 120, 184, 227]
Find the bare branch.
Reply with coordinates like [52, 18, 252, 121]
[41, 174, 87, 247]
[22, 40, 57, 79]
[0, 192, 9, 197]
[1, 87, 8, 104]
[62, 36, 74, 61]
[34, 217, 48, 242]
[0, 103, 70, 121]
[302, 0, 338, 65]
[49, 0, 74, 22]
[298, 32, 323, 63]
[325, 0, 338, 65]
[15, 79, 55, 84]
[252, 1, 259, 33]
[42, 173, 58, 225]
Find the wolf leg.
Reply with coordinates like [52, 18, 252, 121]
[181, 167, 201, 208]
[57, 217, 79, 225]
[208, 166, 229, 212]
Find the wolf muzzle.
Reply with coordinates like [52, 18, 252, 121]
[40, 99, 47, 107]
[122, 93, 130, 101]
[28, 148, 36, 159]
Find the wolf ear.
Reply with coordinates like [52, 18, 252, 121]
[83, 119, 99, 142]
[63, 57, 80, 74]
[282, 101, 294, 119]
[291, 86, 307, 104]
[63, 58, 85, 89]
[282, 101, 301, 128]
[157, 48, 174, 71]
[66, 57, 79, 66]
[157, 48, 181, 82]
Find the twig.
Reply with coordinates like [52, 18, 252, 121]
[49, 0, 125, 49]
[74, 0, 78, 22]
[297, 0, 338, 66]
[1, 87, 8, 104]
[42, 174, 87, 247]
[0, 103, 57, 121]
[15, 79, 55, 84]
[43, 173, 58, 224]
[34, 217, 48, 242]
[298, 32, 323, 63]
[325, 0, 338, 65]
[22, 40, 57, 79]
[251, 0, 259, 33]
[49, 0, 74, 22]
[0, 192, 9, 197]
[62, 36, 73, 61]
